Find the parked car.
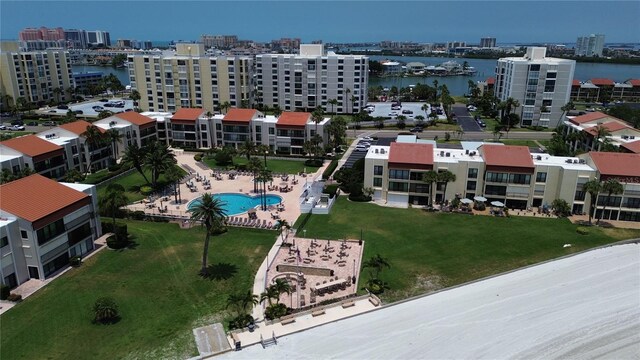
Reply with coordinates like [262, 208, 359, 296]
[388, 112, 398, 117]
[99, 98, 109, 102]
[0, 124, 7, 130]
[360, 136, 374, 142]
[26, 121, 39, 126]
[92, 106, 104, 111]
[391, 106, 402, 111]
[11, 120, 24, 126]
[10, 125, 25, 131]
[43, 121, 57, 126]
[478, 121, 487, 128]
[0, 112, 11, 118]
[402, 110, 413, 114]
[354, 145, 370, 152]
[410, 127, 423, 133]
[57, 105, 69, 110]
[74, 110, 84, 114]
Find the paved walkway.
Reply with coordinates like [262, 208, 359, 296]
[0, 232, 112, 315]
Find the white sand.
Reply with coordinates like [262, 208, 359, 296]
[220, 244, 640, 359]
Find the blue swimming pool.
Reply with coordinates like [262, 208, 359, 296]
[187, 193, 283, 216]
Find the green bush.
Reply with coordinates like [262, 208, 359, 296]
[576, 227, 590, 235]
[264, 303, 288, 320]
[139, 185, 153, 195]
[322, 160, 339, 180]
[7, 293, 22, 302]
[92, 297, 120, 324]
[366, 279, 388, 295]
[0, 284, 10, 300]
[70, 256, 82, 267]
[103, 222, 129, 249]
[127, 210, 146, 220]
[193, 153, 203, 162]
[108, 163, 121, 172]
[305, 159, 323, 167]
[323, 184, 339, 198]
[348, 193, 372, 202]
[228, 314, 254, 330]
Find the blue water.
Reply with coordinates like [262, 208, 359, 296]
[187, 193, 283, 216]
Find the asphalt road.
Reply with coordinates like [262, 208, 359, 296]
[357, 129, 554, 141]
[452, 104, 483, 132]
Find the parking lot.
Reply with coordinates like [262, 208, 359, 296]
[36, 98, 135, 118]
[342, 137, 395, 169]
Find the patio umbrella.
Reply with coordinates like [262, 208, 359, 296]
[474, 196, 487, 202]
[247, 208, 256, 214]
[491, 201, 505, 207]
[280, 182, 288, 187]
[460, 198, 473, 204]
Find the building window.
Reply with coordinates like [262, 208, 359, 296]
[374, 165, 383, 176]
[21, 230, 28, 239]
[269, 128, 275, 135]
[468, 168, 478, 179]
[388, 181, 408, 192]
[389, 169, 409, 180]
[0, 236, 8, 248]
[466, 181, 477, 191]
[536, 172, 547, 183]
[373, 177, 382, 187]
[36, 219, 65, 246]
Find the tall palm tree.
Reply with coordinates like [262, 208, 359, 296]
[591, 125, 611, 151]
[422, 170, 439, 206]
[130, 90, 141, 110]
[65, 86, 76, 101]
[226, 290, 259, 316]
[221, 101, 231, 114]
[53, 87, 63, 103]
[583, 179, 601, 225]
[189, 193, 228, 275]
[344, 88, 351, 114]
[328, 98, 338, 117]
[350, 95, 357, 115]
[239, 139, 257, 161]
[311, 106, 324, 139]
[432, 80, 439, 103]
[272, 105, 282, 117]
[122, 142, 150, 184]
[247, 157, 263, 193]
[597, 179, 623, 224]
[437, 170, 457, 203]
[164, 165, 183, 204]
[271, 278, 292, 305]
[276, 219, 290, 242]
[257, 167, 273, 210]
[145, 141, 177, 188]
[81, 125, 107, 175]
[396, 115, 407, 129]
[105, 128, 123, 163]
[421, 103, 429, 118]
[99, 183, 127, 226]
[260, 285, 280, 306]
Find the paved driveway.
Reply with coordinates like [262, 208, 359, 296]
[452, 105, 482, 132]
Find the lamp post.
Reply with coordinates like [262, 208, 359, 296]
[303, 229, 307, 239]
[262, 150, 268, 210]
[353, 259, 356, 284]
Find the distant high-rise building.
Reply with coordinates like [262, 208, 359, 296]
[64, 29, 88, 49]
[446, 41, 466, 50]
[87, 31, 111, 46]
[127, 43, 254, 113]
[480, 37, 496, 48]
[495, 47, 575, 128]
[0, 49, 74, 105]
[200, 35, 238, 49]
[255, 44, 368, 113]
[270, 38, 301, 53]
[19, 27, 65, 41]
[575, 34, 605, 57]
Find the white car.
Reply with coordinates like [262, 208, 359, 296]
[360, 136, 374, 142]
[354, 145, 369, 152]
[10, 125, 25, 131]
[0, 124, 6, 130]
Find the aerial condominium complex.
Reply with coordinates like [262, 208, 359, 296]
[0, 48, 74, 106]
[0, 174, 102, 288]
[255, 44, 368, 114]
[127, 43, 253, 113]
[495, 47, 575, 128]
[364, 141, 640, 222]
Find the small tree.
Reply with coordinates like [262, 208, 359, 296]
[92, 297, 120, 324]
[551, 199, 571, 217]
[597, 179, 623, 224]
[583, 179, 602, 225]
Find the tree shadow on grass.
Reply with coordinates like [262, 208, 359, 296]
[200, 262, 238, 280]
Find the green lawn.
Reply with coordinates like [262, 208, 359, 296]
[294, 198, 640, 302]
[0, 131, 35, 140]
[0, 221, 274, 360]
[202, 156, 321, 175]
[487, 139, 550, 147]
[96, 166, 185, 203]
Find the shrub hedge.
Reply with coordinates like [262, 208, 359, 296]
[322, 160, 339, 180]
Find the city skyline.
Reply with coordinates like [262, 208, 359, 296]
[1, 1, 639, 44]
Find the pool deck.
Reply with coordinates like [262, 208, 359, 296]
[125, 150, 321, 230]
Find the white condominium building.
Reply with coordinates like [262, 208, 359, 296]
[575, 34, 605, 57]
[127, 43, 253, 113]
[495, 47, 575, 128]
[255, 44, 368, 114]
[0, 48, 74, 106]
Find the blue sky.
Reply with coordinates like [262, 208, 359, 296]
[1, 1, 639, 43]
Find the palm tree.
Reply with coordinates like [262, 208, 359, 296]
[81, 125, 107, 175]
[105, 128, 123, 163]
[272, 105, 282, 117]
[164, 165, 183, 204]
[130, 90, 141, 110]
[65, 86, 76, 101]
[414, 115, 425, 127]
[247, 157, 263, 193]
[362, 254, 390, 280]
[396, 115, 407, 129]
[189, 193, 228, 275]
[239, 139, 257, 161]
[257, 167, 273, 210]
[311, 106, 324, 138]
[591, 125, 611, 151]
[597, 179, 623, 224]
[437, 170, 457, 202]
[271, 278, 292, 305]
[122, 142, 150, 184]
[328, 98, 338, 117]
[221, 101, 231, 114]
[99, 183, 127, 226]
[227, 290, 259, 316]
[276, 219, 290, 242]
[583, 179, 601, 225]
[145, 141, 177, 188]
[428, 111, 439, 125]
[350, 95, 357, 115]
[421, 103, 430, 118]
[432, 80, 439, 103]
[53, 87, 63, 103]
[560, 101, 574, 123]
[344, 88, 351, 114]
[422, 170, 439, 205]
[260, 285, 280, 306]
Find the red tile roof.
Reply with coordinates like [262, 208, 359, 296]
[171, 108, 204, 122]
[486, 77, 495, 85]
[388, 143, 433, 166]
[627, 79, 640, 86]
[0, 174, 89, 224]
[1, 135, 63, 157]
[590, 78, 614, 86]
[572, 79, 581, 86]
[584, 121, 631, 136]
[569, 111, 610, 125]
[58, 120, 103, 135]
[223, 108, 257, 123]
[277, 112, 311, 127]
[589, 152, 640, 178]
[481, 145, 534, 169]
[115, 112, 155, 126]
[621, 140, 640, 154]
